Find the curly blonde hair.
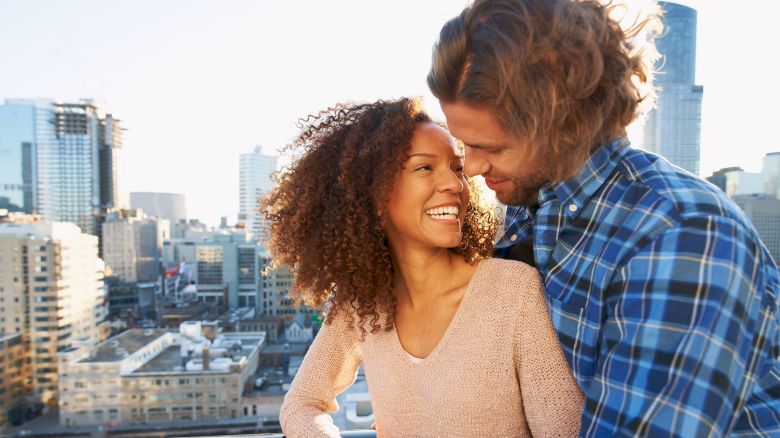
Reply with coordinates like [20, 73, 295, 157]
[262, 97, 497, 336]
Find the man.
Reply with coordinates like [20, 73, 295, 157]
[428, 0, 780, 436]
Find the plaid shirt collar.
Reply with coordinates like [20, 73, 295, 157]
[496, 139, 629, 249]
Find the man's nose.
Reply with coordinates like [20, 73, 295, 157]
[463, 147, 489, 178]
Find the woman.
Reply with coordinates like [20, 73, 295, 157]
[264, 98, 582, 437]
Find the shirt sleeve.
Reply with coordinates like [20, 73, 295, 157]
[516, 268, 584, 437]
[279, 312, 363, 438]
[582, 215, 776, 437]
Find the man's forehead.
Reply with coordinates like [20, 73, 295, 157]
[441, 104, 508, 147]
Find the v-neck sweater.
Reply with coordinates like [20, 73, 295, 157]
[280, 258, 584, 437]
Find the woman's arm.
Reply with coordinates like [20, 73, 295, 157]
[516, 270, 584, 437]
[280, 313, 363, 438]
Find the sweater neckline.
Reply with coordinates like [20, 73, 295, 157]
[390, 259, 487, 365]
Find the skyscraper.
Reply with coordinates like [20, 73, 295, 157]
[0, 99, 124, 238]
[0, 102, 37, 214]
[642, 2, 704, 175]
[238, 146, 277, 243]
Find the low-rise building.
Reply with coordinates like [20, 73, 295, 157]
[57, 322, 265, 427]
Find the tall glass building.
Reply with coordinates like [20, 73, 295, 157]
[643, 2, 704, 175]
[0, 99, 123, 238]
[0, 100, 49, 213]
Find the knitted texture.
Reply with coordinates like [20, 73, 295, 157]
[280, 258, 583, 437]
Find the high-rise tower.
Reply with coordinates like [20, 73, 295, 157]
[238, 146, 277, 243]
[0, 221, 108, 405]
[642, 2, 704, 175]
[0, 99, 124, 241]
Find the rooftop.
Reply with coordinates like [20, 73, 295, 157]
[131, 333, 265, 375]
[261, 342, 308, 355]
[80, 328, 170, 363]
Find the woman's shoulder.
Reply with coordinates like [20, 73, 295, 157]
[475, 258, 542, 287]
[470, 258, 546, 308]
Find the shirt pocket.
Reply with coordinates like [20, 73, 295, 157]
[546, 295, 601, 389]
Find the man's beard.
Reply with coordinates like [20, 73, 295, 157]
[496, 174, 548, 206]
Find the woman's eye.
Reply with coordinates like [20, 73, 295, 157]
[415, 165, 432, 172]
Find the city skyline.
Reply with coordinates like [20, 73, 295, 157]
[1, 0, 778, 226]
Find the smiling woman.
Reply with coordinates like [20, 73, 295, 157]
[261, 97, 495, 335]
[262, 97, 584, 437]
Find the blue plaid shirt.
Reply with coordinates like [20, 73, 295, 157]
[496, 141, 780, 437]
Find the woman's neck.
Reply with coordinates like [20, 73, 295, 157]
[390, 247, 474, 309]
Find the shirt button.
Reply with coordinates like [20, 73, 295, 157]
[568, 204, 578, 213]
[510, 234, 518, 241]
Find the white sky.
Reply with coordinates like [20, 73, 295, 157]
[1, 0, 778, 225]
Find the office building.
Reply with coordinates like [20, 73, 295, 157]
[762, 152, 780, 199]
[163, 230, 260, 309]
[102, 209, 170, 283]
[238, 147, 277, 244]
[257, 249, 311, 318]
[0, 99, 124, 239]
[0, 332, 31, 427]
[57, 321, 265, 426]
[0, 103, 37, 214]
[732, 195, 780, 262]
[642, 2, 703, 175]
[707, 167, 743, 193]
[0, 221, 108, 405]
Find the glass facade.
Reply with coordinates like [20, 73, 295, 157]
[197, 246, 223, 285]
[643, 2, 703, 175]
[0, 103, 37, 213]
[238, 247, 256, 285]
[656, 2, 697, 84]
[1, 99, 123, 237]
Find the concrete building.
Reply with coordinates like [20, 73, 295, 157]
[102, 209, 170, 283]
[164, 230, 260, 310]
[707, 166, 743, 193]
[726, 169, 767, 198]
[762, 152, 780, 198]
[713, 152, 780, 199]
[217, 307, 287, 343]
[157, 299, 216, 329]
[732, 195, 780, 262]
[196, 236, 259, 309]
[0, 221, 108, 406]
[130, 192, 187, 225]
[238, 147, 277, 244]
[258, 250, 312, 317]
[0, 332, 31, 427]
[170, 218, 208, 239]
[642, 2, 703, 175]
[57, 322, 265, 426]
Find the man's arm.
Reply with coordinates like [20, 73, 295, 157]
[581, 215, 777, 437]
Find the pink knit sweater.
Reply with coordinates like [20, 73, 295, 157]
[280, 258, 583, 437]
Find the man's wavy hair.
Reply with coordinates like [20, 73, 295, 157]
[428, 0, 662, 181]
[262, 97, 497, 337]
